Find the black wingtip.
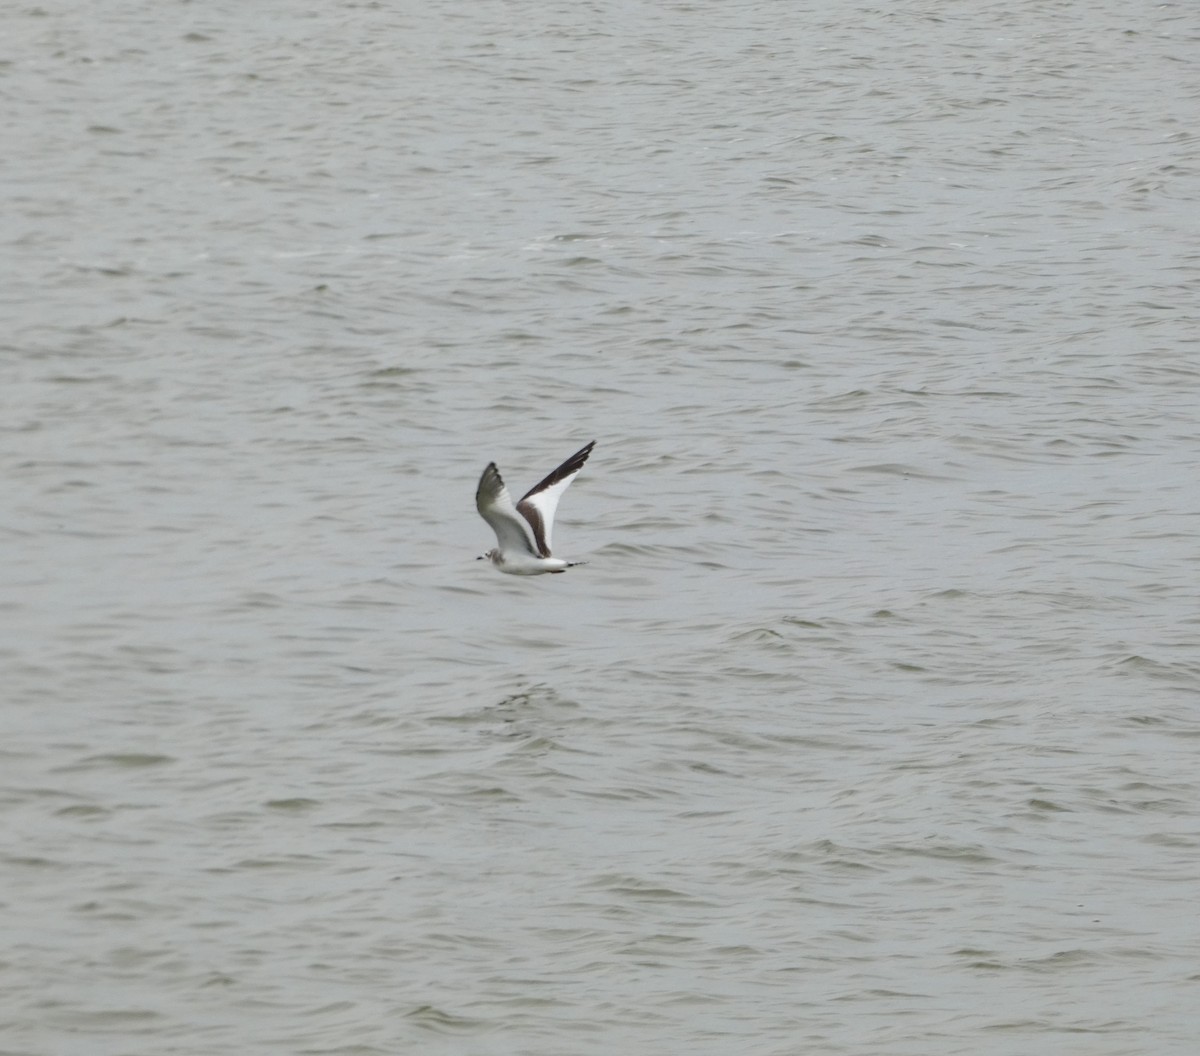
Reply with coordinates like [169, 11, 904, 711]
[518, 441, 596, 505]
[567, 439, 596, 466]
[476, 461, 505, 505]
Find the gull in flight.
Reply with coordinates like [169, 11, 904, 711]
[476, 441, 595, 575]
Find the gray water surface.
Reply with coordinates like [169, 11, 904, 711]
[4, 1, 1200, 1054]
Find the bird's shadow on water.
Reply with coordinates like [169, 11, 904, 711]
[465, 682, 582, 723]
[426, 683, 597, 771]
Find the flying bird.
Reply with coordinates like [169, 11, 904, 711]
[475, 441, 595, 575]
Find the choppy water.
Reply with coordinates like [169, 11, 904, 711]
[4, 1, 1200, 1053]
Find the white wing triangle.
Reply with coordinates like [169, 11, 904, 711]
[476, 463, 538, 556]
[516, 441, 595, 557]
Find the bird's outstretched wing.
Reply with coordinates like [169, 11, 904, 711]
[476, 463, 538, 556]
[516, 441, 595, 557]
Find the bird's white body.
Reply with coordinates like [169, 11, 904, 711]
[476, 441, 595, 575]
[479, 549, 574, 575]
